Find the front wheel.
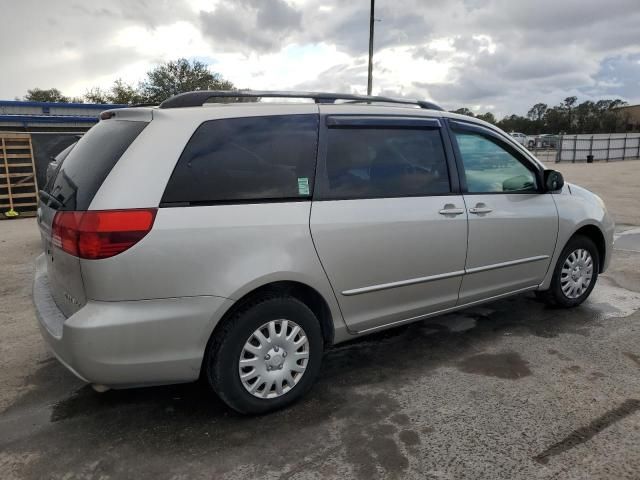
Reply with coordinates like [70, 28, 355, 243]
[204, 296, 324, 414]
[537, 235, 599, 307]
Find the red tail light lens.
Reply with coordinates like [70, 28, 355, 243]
[52, 209, 157, 259]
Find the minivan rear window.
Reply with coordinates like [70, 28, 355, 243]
[46, 120, 148, 211]
[161, 114, 318, 205]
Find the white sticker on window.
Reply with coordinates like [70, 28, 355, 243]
[297, 177, 310, 195]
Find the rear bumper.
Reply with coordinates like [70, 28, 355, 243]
[33, 254, 233, 388]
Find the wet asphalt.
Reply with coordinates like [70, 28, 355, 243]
[1, 220, 640, 479]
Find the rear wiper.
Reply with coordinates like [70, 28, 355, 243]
[38, 190, 63, 209]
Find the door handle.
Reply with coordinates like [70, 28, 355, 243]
[469, 203, 492, 214]
[439, 204, 465, 216]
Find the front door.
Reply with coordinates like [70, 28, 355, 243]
[449, 121, 558, 304]
[310, 113, 468, 333]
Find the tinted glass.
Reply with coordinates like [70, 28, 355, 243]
[44, 141, 77, 192]
[320, 128, 450, 199]
[47, 120, 147, 210]
[454, 131, 537, 193]
[162, 115, 318, 204]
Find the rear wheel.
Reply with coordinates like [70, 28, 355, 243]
[204, 295, 323, 414]
[536, 235, 599, 307]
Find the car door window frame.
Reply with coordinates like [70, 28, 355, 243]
[447, 119, 545, 195]
[313, 114, 461, 201]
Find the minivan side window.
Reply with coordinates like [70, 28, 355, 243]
[319, 128, 450, 200]
[453, 131, 538, 193]
[162, 114, 318, 204]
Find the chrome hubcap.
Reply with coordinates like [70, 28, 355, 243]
[239, 319, 309, 399]
[560, 248, 594, 299]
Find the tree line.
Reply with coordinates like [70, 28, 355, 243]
[22, 58, 239, 105]
[451, 97, 630, 134]
[20, 58, 631, 134]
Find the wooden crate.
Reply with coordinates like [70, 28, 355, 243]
[0, 133, 39, 218]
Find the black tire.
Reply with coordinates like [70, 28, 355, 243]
[536, 235, 599, 308]
[204, 295, 324, 414]
[528, 140, 535, 148]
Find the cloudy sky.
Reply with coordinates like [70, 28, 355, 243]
[3, 0, 639, 116]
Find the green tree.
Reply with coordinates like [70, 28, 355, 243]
[84, 79, 145, 105]
[574, 101, 599, 133]
[597, 99, 628, 132]
[84, 87, 110, 104]
[24, 88, 71, 103]
[527, 103, 547, 122]
[108, 79, 144, 104]
[561, 96, 578, 132]
[496, 114, 532, 134]
[139, 58, 234, 104]
[476, 112, 496, 124]
[450, 107, 475, 117]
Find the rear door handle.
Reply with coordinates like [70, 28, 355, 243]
[439, 204, 465, 216]
[469, 203, 492, 214]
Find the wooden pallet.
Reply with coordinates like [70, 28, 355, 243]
[0, 133, 39, 219]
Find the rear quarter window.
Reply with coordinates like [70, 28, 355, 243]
[161, 114, 319, 204]
[47, 120, 148, 210]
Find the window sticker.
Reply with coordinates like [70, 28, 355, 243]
[297, 177, 310, 195]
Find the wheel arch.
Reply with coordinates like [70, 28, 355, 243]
[573, 224, 606, 273]
[204, 281, 336, 364]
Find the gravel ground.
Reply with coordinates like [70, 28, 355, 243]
[1, 191, 640, 479]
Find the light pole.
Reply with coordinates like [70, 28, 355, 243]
[367, 0, 375, 96]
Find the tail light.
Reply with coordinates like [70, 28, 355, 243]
[52, 209, 157, 259]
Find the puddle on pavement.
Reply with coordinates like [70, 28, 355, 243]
[456, 351, 532, 379]
[614, 228, 640, 252]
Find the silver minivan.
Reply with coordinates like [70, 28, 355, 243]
[34, 91, 614, 413]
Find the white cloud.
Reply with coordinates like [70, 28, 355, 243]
[112, 21, 212, 60]
[1, 0, 639, 114]
[213, 43, 352, 90]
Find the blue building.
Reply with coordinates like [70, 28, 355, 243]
[0, 100, 127, 132]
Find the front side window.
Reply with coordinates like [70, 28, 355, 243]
[453, 131, 538, 193]
[320, 128, 450, 199]
[162, 114, 318, 204]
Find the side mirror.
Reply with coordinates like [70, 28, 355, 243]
[503, 175, 535, 192]
[544, 170, 564, 192]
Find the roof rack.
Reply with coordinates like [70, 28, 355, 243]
[158, 90, 443, 111]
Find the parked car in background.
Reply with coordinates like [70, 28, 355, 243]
[509, 132, 527, 145]
[538, 134, 559, 148]
[34, 91, 614, 414]
[527, 134, 559, 149]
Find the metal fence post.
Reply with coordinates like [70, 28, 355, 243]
[622, 134, 627, 160]
[606, 135, 610, 162]
[556, 134, 562, 163]
[589, 135, 594, 162]
[637, 134, 640, 159]
[572, 136, 577, 163]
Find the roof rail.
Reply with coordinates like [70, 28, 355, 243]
[158, 90, 443, 111]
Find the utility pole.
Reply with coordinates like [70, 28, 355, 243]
[367, 0, 375, 96]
